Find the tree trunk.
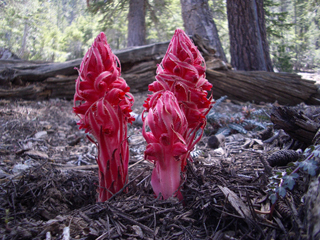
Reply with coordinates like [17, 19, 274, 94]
[20, 21, 29, 58]
[127, 0, 146, 47]
[180, 0, 227, 62]
[227, 0, 273, 71]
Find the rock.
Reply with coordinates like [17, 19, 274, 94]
[12, 163, 31, 174]
[208, 134, 225, 149]
[34, 130, 48, 139]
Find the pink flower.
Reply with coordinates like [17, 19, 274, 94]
[143, 91, 188, 200]
[143, 29, 213, 200]
[145, 29, 213, 151]
[73, 32, 134, 202]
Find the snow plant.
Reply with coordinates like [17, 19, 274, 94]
[143, 29, 213, 200]
[73, 32, 134, 202]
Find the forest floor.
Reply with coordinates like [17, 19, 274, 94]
[0, 91, 317, 240]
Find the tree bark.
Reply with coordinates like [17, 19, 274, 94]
[180, 0, 227, 62]
[206, 69, 319, 105]
[270, 106, 320, 146]
[127, 0, 146, 47]
[227, 0, 273, 71]
[20, 21, 29, 58]
[0, 40, 319, 105]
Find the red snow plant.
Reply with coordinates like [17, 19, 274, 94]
[143, 29, 213, 200]
[73, 32, 134, 202]
[143, 91, 188, 200]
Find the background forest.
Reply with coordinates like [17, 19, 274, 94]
[0, 0, 319, 73]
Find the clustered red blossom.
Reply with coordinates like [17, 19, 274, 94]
[143, 29, 213, 200]
[143, 91, 188, 200]
[73, 32, 134, 202]
[73, 29, 213, 202]
[144, 29, 212, 128]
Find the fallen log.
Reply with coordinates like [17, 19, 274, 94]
[0, 84, 50, 100]
[0, 59, 81, 85]
[206, 70, 320, 105]
[0, 38, 319, 105]
[270, 106, 320, 146]
[0, 41, 171, 86]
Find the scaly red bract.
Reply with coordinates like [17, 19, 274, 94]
[143, 91, 188, 200]
[144, 29, 213, 151]
[73, 32, 134, 202]
[143, 29, 213, 200]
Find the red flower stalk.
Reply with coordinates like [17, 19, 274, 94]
[144, 29, 213, 153]
[143, 91, 188, 200]
[143, 29, 213, 200]
[73, 32, 134, 202]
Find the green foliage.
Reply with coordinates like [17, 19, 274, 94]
[298, 160, 318, 176]
[87, 0, 183, 47]
[1, 0, 319, 70]
[282, 173, 299, 190]
[228, 123, 247, 134]
[87, 0, 128, 49]
[265, 0, 294, 72]
[265, 0, 320, 72]
[209, 0, 229, 62]
[207, 96, 269, 135]
[300, 145, 320, 176]
[0, 0, 184, 61]
[243, 119, 267, 130]
[0, 0, 103, 61]
[267, 145, 320, 205]
[146, 0, 183, 43]
[273, 44, 294, 72]
[265, 0, 293, 38]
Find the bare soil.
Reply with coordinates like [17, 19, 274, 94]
[0, 91, 314, 239]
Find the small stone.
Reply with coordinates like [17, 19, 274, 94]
[132, 225, 143, 238]
[34, 131, 48, 139]
[12, 163, 31, 174]
[208, 134, 225, 149]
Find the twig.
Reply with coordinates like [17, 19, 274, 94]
[128, 158, 145, 169]
[258, 155, 273, 177]
[111, 209, 154, 236]
[286, 195, 303, 229]
[107, 170, 145, 201]
[215, 196, 228, 233]
[135, 208, 176, 222]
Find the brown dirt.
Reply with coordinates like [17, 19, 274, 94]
[0, 92, 314, 239]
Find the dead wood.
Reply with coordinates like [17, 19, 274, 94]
[0, 41, 170, 86]
[0, 37, 319, 105]
[206, 69, 320, 105]
[270, 106, 320, 146]
[0, 59, 81, 85]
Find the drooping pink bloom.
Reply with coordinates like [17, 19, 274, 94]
[143, 29, 213, 200]
[143, 91, 188, 200]
[73, 32, 134, 202]
[144, 28, 213, 153]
